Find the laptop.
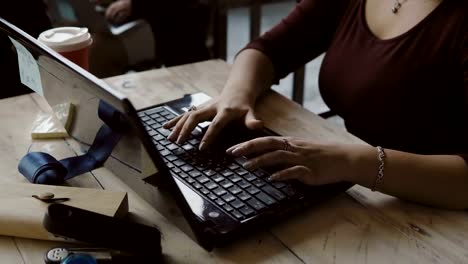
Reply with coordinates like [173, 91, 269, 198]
[0, 17, 352, 251]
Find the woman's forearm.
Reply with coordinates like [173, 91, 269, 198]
[222, 49, 275, 104]
[348, 145, 468, 209]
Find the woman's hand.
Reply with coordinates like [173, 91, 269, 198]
[163, 92, 264, 150]
[227, 137, 364, 185]
[105, 0, 132, 25]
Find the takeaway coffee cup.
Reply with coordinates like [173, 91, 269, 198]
[38, 27, 93, 70]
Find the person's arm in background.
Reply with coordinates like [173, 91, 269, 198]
[164, 0, 352, 148]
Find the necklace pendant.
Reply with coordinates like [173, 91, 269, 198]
[392, 2, 401, 14]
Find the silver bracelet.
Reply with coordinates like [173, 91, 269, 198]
[372, 146, 386, 192]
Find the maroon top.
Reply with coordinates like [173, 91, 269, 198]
[245, 0, 468, 157]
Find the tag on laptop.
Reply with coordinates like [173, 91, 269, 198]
[8, 36, 44, 96]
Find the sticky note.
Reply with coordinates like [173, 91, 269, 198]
[8, 37, 44, 96]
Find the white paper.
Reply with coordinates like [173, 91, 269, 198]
[8, 37, 44, 96]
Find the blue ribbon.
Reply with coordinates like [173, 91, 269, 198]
[18, 101, 126, 185]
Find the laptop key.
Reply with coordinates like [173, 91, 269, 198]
[203, 169, 217, 177]
[153, 134, 164, 141]
[167, 144, 179, 151]
[166, 155, 177, 162]
[223, 204, 234, 212]
[228, 163, 239, 170]
[186, 177, 195, 184]
[192, 182, 203, 189]
[157, 128, 171, 137]
[144, 108, 164, 115]
[156, 117, 166, 123]
[272, 182, 287, 189]
[164, 113, 176, 120]
[215, 199, 225, 206]
[230, 200, 245, 209]
[238, 180, 251, 189]
[221, 193, 235, 203]
[151, 123, 162, 129]
[150, 113, 162, 119]
[159, 140, 172, 146]
[239, 206, 255, 217]
[262, 185, 286, 201]
[228, 186, 242, 195]
[172, 148, 185, 156]
[238, 192, 251, 201]
[213, 187, 227, 196]
[261, 185, 286, 201]
[244, 173, 257, 182]
[179, 172, 189, 179]
[221, 169, 234, 177]
[189, 171, 202, 178]
[282, 185, 298, 197]
[235, 168, 249, 176]
[148, 130, 158, 136]
[207, 193, 217, 200]
[200, 188, 210, 195]
[255, 192, 276, 206]
[254, 169, 268, 178]
[181, 165, 194, 172]
[182, 144, 194, 151]
[220, 180, 233, 189]
[197, 176, 209, 184]
[252, 179, 266, 188]
[231, 210, 244, 220]
[246, 186, 260, 195]
[228, 175, 242, 183]
[174, 160, 185, 166]
[211, 175, 225, 183]
[204, 181, 218, 190]
[247, 197, 266, 211]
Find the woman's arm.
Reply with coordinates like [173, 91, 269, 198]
[164, 49, 274, 148]
[349, 146, 468, 209]
[227, 138, 468, 210]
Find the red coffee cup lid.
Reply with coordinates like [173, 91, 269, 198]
[38, 27, 93, 53]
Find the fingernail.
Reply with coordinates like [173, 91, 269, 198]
[231, 147, 242, 156]
[199, 142, 206, 151]
[243, 162, 252, 170]
[163, 122, 169, 128]
[226, 147, 234, 154]
[167, 131, 176, 141]
[268, 174, 277, 181]
[176, 136, 185, 144]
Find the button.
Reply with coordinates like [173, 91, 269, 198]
[208, 211, 220, 218]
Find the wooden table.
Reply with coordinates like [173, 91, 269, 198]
[1, 60, 467, 263]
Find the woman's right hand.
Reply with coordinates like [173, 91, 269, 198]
[163, 91, 264, 151]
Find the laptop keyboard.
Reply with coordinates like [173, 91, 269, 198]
[138, 106, 301, 221]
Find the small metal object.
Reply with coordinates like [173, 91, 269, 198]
[371, 146, 386, 191]
[282, 138, 292, 152]
[32, 192, 70, 203]
[187, 105, 197, 112]
[391, 0, 407, 14]
[38, 192, 55, 199]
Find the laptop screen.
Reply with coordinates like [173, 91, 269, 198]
[0, 17, 145, 177]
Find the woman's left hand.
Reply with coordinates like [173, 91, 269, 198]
[227, 136, 361, 185]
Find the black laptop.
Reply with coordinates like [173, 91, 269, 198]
[0, 17, 352, 251]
